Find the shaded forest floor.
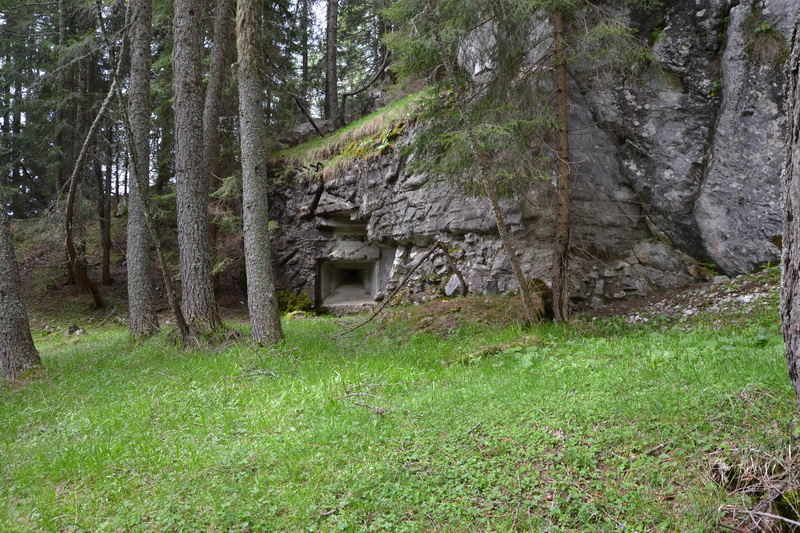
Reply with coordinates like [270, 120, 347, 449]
[2, 213, 797, 530]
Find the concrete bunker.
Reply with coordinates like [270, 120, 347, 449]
[317, 260, 380, 307]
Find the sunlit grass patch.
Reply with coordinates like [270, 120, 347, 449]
[0, 294, 795, 531]
[274, 91, 426, 183]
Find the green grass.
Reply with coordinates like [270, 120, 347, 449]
[274, 91, 426, 183]
[0, 298, 794, 531]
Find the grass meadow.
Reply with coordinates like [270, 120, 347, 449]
[1, 279, 795, 531]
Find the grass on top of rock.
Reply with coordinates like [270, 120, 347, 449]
[742, 7, 789, 69]
[380, 294, 529, 338]
[0, 272, 795, 532]
[274, 90, 425, 183]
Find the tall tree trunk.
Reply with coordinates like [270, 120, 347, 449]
[237, 0, 285, 345]
[203, 0, 234, 294]
[11, 78, 23, 217]
[64, 75, 118, 309]
[173, 0, 221, 333]
[0, 205, 40, 380]
[551, 8, 571, 322]
[782, 11, 800, 414]
[300, 0, 310, 106]
[128, 0, 159, 338]
[203, 0, 234, 192]
[325, 0, 342, 128]
[94, 159, 112, 285]
[103, 139, 113, 281]
[426, 5, 541, 323]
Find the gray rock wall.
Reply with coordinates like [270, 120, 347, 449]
[270, 0, 794, 310]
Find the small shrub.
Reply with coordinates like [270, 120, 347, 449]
[277, 290, 313, 312]
[742, 9, 789, 69]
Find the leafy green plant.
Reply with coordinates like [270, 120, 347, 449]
[742, 9, 789, 68]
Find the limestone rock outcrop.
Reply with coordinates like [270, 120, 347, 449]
[270, 0, 793, 311]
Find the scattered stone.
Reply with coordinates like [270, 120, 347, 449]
[444, 274, 465, 297]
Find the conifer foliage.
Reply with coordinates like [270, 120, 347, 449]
[386, 0, 655, 319]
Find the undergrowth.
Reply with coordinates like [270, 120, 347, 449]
[274, 91, 425, 183]
[0, 283, 794, 531]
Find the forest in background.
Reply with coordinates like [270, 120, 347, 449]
[1, 0, 665, 344]
[3, 0, 800, 529]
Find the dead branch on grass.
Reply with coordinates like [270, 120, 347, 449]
[334, 241, 468, 338]
[445, 342, 525, 366]
[334, 375, 419, 415]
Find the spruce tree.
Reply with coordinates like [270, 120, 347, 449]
[782, 9, 800, 414]
[0, 197, 40, 380]
[236, 0, 285, 344]
[173, 0, 221, 334]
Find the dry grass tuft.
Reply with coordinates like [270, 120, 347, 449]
[275, 92, 423, 183]
[742, 9, 789, 69]
[712, 386, 800, 532]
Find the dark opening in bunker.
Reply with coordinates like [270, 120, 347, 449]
[317, 260, 378, 307]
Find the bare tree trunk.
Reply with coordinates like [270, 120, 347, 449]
[300, 0, 310, 105]
[0, 205, 40, 380]
[103, 140, 113, 282]
[174, 0, 221, 333]
[64, 61, 118, 309]
[782, 11, 800, 414]
[426, 5, 542, 323]
[128, 0, 159, 338]
[94, 159, 112, 285]
[237, 0, 285, 345]
[551, 8, 571, 322]
[203, 0, 235, 295]
[325, 0, 342, 128]
[203, 0, 234, 192]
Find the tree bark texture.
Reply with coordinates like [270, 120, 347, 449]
[551, 8, 571, 322]
[237, 0, 285, 345]
[202, 0, 234, 192]
[0, 209, 41, 380]
[325, 0, 341, 128]
[128, 0, 159, 338]
[173, 0, 221, 333]
[782, 11, 800, 414]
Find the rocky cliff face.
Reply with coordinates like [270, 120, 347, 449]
[270, 0, 794, 311]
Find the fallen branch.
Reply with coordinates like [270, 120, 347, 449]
[746, 510, 800, 528]
[97, 306, 117, 327]
[437, 242, 468, 296]
[335, 392, 385, 401]
[240, 369, 277, 378]
[445, 342, 524, 366]
[334, 375, 417, 415]
[291, 93, 325, 138]
[340, 52, 391, 122]
[467, 420, 484, 435]
[334, 241, 464, 338]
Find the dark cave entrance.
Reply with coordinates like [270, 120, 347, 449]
[316, 260, 378, 307]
